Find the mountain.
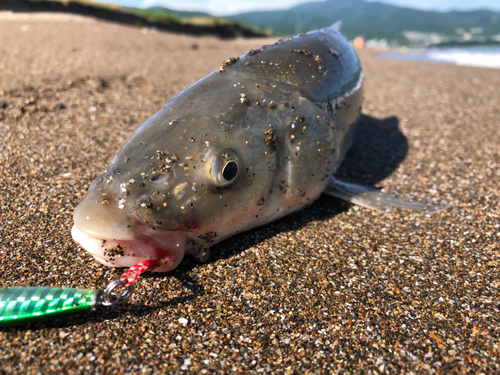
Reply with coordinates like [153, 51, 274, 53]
[145, 6, 212, 19]
[228, 0, 500, 44]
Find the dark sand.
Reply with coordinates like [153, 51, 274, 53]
[1, 13, 499, 373]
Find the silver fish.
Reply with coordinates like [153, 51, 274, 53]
[72, 22, 445, 272]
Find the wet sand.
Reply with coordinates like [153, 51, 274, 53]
[1, 13, 499, 373]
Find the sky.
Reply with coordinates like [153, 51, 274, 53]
[99, 0, 500, 15]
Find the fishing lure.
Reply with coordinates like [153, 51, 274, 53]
[1, 286, 108, 327]
[0, 261, 147, 326]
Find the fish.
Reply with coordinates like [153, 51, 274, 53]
[72, 22, 446, 273]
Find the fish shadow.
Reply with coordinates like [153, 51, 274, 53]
[334, 115, 408, 186]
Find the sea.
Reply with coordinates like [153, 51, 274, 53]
[380, 46, 500, 69]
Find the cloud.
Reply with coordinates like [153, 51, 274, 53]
[140, 0, 322, 15]
[365, 0, 500, 11]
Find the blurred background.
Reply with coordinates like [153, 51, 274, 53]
[1, 0, 500, 69]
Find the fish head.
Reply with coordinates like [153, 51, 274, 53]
[72, 78, 287, 271]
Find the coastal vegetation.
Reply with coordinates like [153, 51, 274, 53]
[0, 0, 265, 38]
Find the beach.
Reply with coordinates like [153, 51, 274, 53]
[0, 13, 499, 373]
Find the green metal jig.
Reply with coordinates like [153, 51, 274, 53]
[0, 280, 133, 327]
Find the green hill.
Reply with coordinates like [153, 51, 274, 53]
[145, 6, 212, 19]
[229, 0, 500, 44]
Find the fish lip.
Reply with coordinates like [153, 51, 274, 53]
[71, 224, 188, 272]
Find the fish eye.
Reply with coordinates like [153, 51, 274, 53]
[211, 149, 241, 186]
[222, 161, 238, 183]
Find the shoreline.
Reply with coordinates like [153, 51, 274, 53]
[377, 45, 500, 69]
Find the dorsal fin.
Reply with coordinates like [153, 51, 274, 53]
[330, 21, 343, 31]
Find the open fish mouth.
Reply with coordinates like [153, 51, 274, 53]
[71, 225, 187, 272]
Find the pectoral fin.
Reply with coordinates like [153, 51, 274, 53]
[324, 177, 449, 213]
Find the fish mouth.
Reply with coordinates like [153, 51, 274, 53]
[71, 225, 188, 272]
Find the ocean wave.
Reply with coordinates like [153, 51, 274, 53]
[380, 46, 500, 69]
[427, 47, 500, 68]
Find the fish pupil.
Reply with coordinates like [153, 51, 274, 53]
[222, 161, 238, 182]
